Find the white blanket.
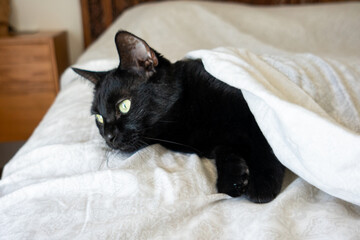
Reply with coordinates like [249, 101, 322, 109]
[188, 48, 360, 205]
[2, 49, 360, 240]
[1, 1, 360, 239]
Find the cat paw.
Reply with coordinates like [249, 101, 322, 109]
[216, 158, 250, 197]
[245, 172, 283, 203]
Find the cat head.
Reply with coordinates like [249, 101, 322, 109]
[73, 31, 177, 152]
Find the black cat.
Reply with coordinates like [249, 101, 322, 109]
[73, 31, 284, 203]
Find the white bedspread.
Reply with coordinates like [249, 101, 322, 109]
[188, 48, 360, 205]
[1, 1, 360, 239]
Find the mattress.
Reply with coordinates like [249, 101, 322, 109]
[1, 1, 360, 239]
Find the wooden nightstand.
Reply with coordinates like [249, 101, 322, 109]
[0, 31, 69, 142]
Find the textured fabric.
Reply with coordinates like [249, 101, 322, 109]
[1, 1, 360, 239]
[188, 48, 360, 205]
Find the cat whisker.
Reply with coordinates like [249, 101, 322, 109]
[99, 147, 111, 170]
[98, 155, 106, 170]
[129, 140, 147, 162]
[105, 148, 114, 169]
[143, 136, 201, 154]
[132, 139, 162, 160]
[157, 120, 176, 124]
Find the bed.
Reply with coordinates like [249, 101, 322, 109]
[1, 0, 360, 239]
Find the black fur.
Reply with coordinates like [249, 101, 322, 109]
[73, 31, 284, 203]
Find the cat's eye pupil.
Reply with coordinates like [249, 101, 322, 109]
[95, 114, 104, 124]
[119, 99, 131, 114]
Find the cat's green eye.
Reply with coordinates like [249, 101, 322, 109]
[118, 99, 131, 114]
[95, 114, 104, 124]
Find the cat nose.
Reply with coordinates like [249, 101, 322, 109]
[105, 133, 115, 142]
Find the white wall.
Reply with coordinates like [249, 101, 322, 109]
[9, 0, 84, 64]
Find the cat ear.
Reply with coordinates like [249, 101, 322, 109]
[115, 31, 158, 77]
[72, 68, 105, 84]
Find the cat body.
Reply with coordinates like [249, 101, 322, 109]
[74, 31, 284, 203]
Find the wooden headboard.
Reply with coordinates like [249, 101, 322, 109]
[80, 0, 354, 48]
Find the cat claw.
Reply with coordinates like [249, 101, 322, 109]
[233, 167, 250, 196]
[216, 159, 250, 198]
[233, 183, 246, 195]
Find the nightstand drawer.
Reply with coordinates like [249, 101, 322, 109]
[0, 62, 54, 94]
[0, 31, 69, 142]
[0, 93, 55, 141]
[0, 44, 50, 65]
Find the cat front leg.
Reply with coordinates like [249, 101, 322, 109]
[213, 145, 284, 203]
[213, 146, 250, 198]
[245, 147, 285, 203]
